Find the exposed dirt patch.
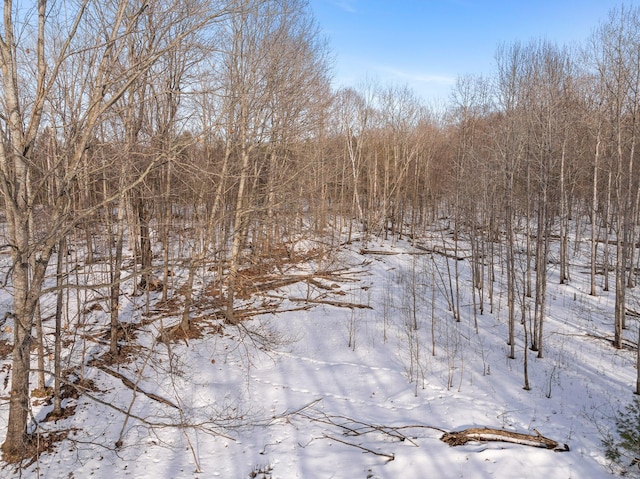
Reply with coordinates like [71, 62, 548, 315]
[102, 322, 138, 344]
[43, 404, 77, 422]
[159, 321, 204, 343]
[0, 339, 11, 360]
[2, 429, 78, 465]
[98, 344, 139, 366]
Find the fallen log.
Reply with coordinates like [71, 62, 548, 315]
[360, 248, 441, 256]
[359, 249, 403, 255]
[441, 427, 569, 451]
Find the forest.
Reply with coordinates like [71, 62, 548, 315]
[1, 0, 640, 477]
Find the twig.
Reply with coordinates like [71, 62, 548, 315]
[323, 434, 395, 462]
[310, 412, 417, 446]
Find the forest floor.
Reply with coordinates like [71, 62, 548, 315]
[0, 226, 637, 478]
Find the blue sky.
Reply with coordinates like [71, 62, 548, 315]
[308, 0, 638, 104]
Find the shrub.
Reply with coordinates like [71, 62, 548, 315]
[603, 396, 640, 476]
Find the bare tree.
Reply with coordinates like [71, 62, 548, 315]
[221, 0, 330, 324]
[0, 0, 231, 458]
[494, 42, 527, 360]
[592, 6, 640, 349]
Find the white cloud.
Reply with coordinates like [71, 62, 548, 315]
[332, 1, 357, 13]
[377, 65, 455, 85]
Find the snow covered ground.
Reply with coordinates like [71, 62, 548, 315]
[0, 229, 636, 478]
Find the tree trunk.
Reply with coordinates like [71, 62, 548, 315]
[2, 263, 33, 458]
[226, 145, 252, 325]
[590, 130, 601, 296]
[53, 237, 66, 417]
[110, 195, 127, 356]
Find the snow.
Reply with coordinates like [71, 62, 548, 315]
[0, 229, 635, 478]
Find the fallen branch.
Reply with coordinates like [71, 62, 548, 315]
[304, 412, 417, 446]
[360, 248, 434, 256]
[246, 275, 308, 293]
[269, 398, 323, 426]
[92, 362, 179, 409]
[441, 427, 569, 451]
[307, 278, 335, 290]
[586, 333, 637, 351]
[324, 434, 395, 462]
[243, 268, 361, 294]
[414, 244, 467, 260]
[78, 382, 236, 442]
[236, 304, 313, 318]
[288, 297, 373, 309]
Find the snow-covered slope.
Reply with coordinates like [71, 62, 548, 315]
[0, 233, 635, 478]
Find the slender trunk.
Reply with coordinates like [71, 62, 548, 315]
[626, 107, 637, 289]
[34, 301, 45, 390]
[615, 226, 626, 349]
[590, 130, 601, 296]
[453, 187, 461, 323]
[347, 133, 365, 231]
[506, 190, 516, 359]
[627, 183, 640, 289]
[522, 271, 530, 390]
[162, 160, 172, 301]
[603, 168, 613, 291]
[110, 190, 127, 357]
[525, 159, 532, 297]
[614, 122, 626, 348]
[52, 237, 66, 417]
[559, 140, 569, 284]
[27, 151, 45, 392]
[537, 217, 550, 359]
[137, 196, 153, 289]
[636, 323, 640, 394]
[181, 261, 196, 332]
[226, 141, 252, 325]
